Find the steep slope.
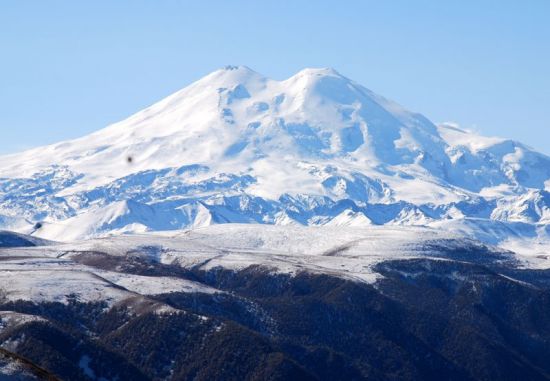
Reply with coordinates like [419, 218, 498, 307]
[0, 66, 548, 249]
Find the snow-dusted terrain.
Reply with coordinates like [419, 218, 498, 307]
[0, 66, 548, 257]
[2, 225, 550, 381]
[0, 351, 42, 380]
[0, 224, 517, 306]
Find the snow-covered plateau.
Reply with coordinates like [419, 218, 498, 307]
[0, 65, 548, 261]
[0, 224, 535, 306]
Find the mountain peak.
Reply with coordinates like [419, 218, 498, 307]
[285, 67, 351, 91]
[204, 66, 348, 91]
[204, 65, 266, 86]
[221, 64, 254, 72]
[294, 67, 344, 78]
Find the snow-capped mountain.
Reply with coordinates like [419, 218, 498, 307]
[0, 65, 548, 251]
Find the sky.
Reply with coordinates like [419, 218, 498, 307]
[1, 0, 549, 155]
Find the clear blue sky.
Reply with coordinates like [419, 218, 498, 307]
[1, 0, 549, 154]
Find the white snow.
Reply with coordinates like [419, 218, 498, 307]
[20, 224, 508, 284]
[0, 312, 45, 333]
[0, 66, 546, 252]
[0, 223, 545, 314]
[500, 237, 550, 269]
[0, 269, 130, 305]
[0, 353, 38, 380]
[0, 252, 222, 307]
[97, 271, 220, 296]
[437, 123, 506, 153]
